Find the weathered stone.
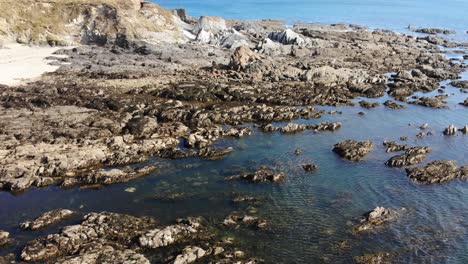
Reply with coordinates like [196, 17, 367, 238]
[333, 140, 374, 161]
[406, 160, 467, 184]
[20, 209, 75, 230]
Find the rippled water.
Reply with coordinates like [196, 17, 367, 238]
[154, 0, 468, 42]
[1, 49, 467, 262]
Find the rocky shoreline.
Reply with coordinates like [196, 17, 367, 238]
[0, 0, 467, 263]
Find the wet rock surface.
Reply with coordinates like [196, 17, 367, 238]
[20, 209, 75, 230]
[333, 140, 374, 161]
[225, 167, 286, 183]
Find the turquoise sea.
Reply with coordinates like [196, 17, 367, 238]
[155, 0, 468, 41]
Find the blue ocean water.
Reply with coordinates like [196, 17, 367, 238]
[155, 0, 468, 41]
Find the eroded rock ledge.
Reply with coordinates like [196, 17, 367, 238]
[333, 140, 374, 161]
[406, 160, 467, 184]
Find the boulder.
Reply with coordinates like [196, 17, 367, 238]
[333, 140, 374, 161]
[193, 16, 226, 35]
[443, 124, 457, 135]
[229, 46, 261, 71]
[406, 160, 467, 184]
[268, 29, 309, 46]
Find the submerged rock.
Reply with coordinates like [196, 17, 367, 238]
[385, 147, 432, 167]
[406, 160, 467, 184]
[333, 140, 374, 161]
[225, 168, 285, 183]
[354, 252, 393, 264]
[355, 207, 401, 232]
[174, 246, 206, 264]
[461, 98, 468, 107]
[20, 209, 75, 230]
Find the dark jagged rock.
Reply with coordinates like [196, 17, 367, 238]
[406, 160, 467, 184]
[333, 140, 374, 161]
[139, 217, 205, 249]
[223, 212, 268, 229]
[225, 168, 285, 183]
[354, 252, 393, 264]
[20, 209, 75, 231]
[302, 163, 318, 172]
[385, 147, 431, 167]
[443, 124, 458, 135]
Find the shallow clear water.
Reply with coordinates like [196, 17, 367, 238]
[154, 0, 468, 42]
[1, 57, 467, 262]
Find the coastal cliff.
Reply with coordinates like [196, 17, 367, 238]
[0, 0, 183, 46]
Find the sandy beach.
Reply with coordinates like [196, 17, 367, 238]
[0, 43, 63, 86]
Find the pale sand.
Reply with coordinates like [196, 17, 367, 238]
[0, 43, 65, 86]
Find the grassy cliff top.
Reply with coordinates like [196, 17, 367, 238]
[0, 0, 177, 45]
